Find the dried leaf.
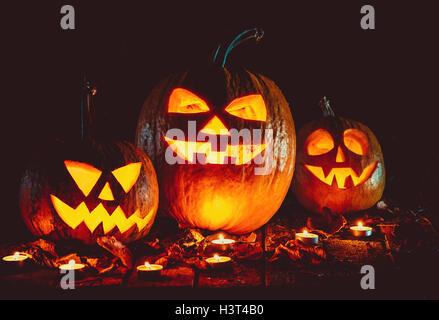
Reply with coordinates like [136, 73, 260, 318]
[238, 232, 257, 243]
[233, 243, 263, 260]
[189, 229, 204, 243]
[97, 236, 133, 268]
[269, 241, 326, 265]
[154, 256, 169, 268]
[307, 207, 346, 235]
[146, 238, 161, 250]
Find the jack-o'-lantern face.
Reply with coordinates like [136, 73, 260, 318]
[49, 160, 154, 235]
[20, 78, 159, 244]
[20, 141, 159, 244]
[304, 128, 378, 189]
[165, 88, 267, 165]
[293, 97, 385, 215]
[136, 67, 296, 234]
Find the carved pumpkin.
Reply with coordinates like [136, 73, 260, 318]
[136, 29, 295, 234]
[19, 81, 159, 244]
[293, 97, 385, 214]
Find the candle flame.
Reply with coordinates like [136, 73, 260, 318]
[68, 259, 76, 266]
[145, 262, 151, 269]
[13, 252, 20, 258]
[358, 222, 363, 228]
[303, 229, 308, 235]
[219, 234, 224, 240]
[214, 254, 220, 261]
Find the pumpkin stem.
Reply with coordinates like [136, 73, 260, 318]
[80, 76, 97, 141]
[319, 96, 336, 117]
[217, 27, 264, 68]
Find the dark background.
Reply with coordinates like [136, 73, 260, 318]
[2, 1, 438, 242]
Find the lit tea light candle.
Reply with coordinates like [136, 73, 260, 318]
[350, 222, 373, 237]
[1, 252, 32, 274]
[295, 229, 319, 245]
[211, 234, 235, 251]
[205, 254, 232, 269]
[59, 259, 85, 271]
[137, 261, 163, 280]
[2, 252, 28, 262]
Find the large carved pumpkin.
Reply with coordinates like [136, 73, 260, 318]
[19, 82, 159, 244]
[136, 29, 295, 234]
[293, 97, 385, 214]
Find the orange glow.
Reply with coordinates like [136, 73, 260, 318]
[50, 195, 154, 234]
[343, 129, 369, 155]
[164, 137, 266, 165]
[199, 116, 230, 136]
[305, 161, 378, 189]
[64, 161, 102, 196]
[112, 162, 142, 193]
[336, 146, 346, 163]
[224, 94, 267, 121]
[306, 129, 334, 156]
[98, 182, 114, 201]
[168, 88, 210, 114]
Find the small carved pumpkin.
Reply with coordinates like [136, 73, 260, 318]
[136, 29, 296, 234]
[293, 97, 385, 214]
[19, 82, 159, 244]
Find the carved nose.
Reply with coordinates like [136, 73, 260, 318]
[336, 146, 346, 163]
[98, 182, 115, 201]
[199, 116, 230, 136]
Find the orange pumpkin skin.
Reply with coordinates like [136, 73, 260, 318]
[19, 140, 159, 244]
[293, 100, 385, 215]
[136, 67, 295, 234]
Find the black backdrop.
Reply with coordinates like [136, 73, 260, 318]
[2, 1, 438, 242]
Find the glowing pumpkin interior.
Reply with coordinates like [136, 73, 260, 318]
[304, 129, 377, 189]
[165, 88, 267, 164]
[50, 161, 155, 234]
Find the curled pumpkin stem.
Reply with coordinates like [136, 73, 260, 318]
[213, 27, 264, 67]
[319, 96, 336, 117]
[81, 76, 97, 141]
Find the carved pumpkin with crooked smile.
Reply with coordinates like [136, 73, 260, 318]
[20, 141, 159, 244]
[19, 81, 159, 244]
[293, 97, 385, 214]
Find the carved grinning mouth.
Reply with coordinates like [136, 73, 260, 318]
[304, 161, 378, 189]
[50, 195, 154, 234]
[165, 137, 266, 165]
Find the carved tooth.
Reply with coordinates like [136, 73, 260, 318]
[331, 174, 338, 188]
[344, 175, 355, 188]
[322, 165, 333, 178]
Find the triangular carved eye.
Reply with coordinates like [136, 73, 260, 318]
[168, 88, 210, 114]
[111, 162, 142, 193]
[64, 161, 102, 197]
[225, 94, 267, 121]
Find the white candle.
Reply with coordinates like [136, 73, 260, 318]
[1, 252, 31, 274]
[2, 252, 28, 262]
[59, 259, 85, 271]
[137, 261, 163, 279]
[295, 229, 319, 245]
[350, 222, 373, 237]
[211, 234, 235, 251]
[205, 254, 232, 269]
